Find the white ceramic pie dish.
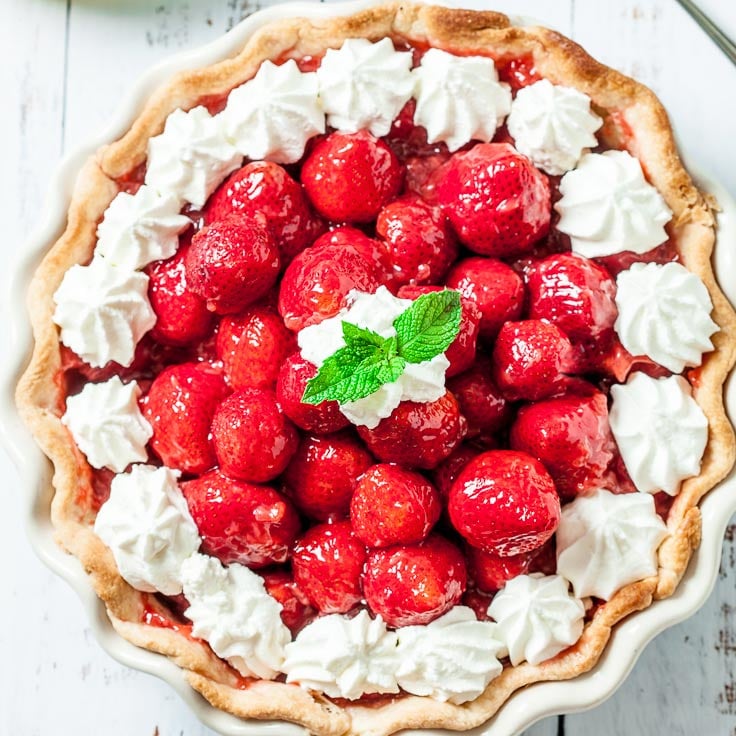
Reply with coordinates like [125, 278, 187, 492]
[2, 2, 735, 734]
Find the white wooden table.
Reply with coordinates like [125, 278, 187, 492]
[1, 1, 735, 734]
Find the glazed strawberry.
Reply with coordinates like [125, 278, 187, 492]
[357, 391, 467, 470]
[147, 240, 213, 347]
[509, 390, 617, 500]
[375, 194, 458, 286]
[292, 520, 368, 614]
[313, 227, 393, 287]
[141, 362, 228, 474]
[181, 470, 300, 568]
[461, 587, 494, 621]
[448, 450, 561, 556]
[211, 388, 298, 483]
[465, 545, 535, 594]
[497, 54, 542, 92]
[362, 534, 467, 627]
[276, 352, 350, 434]
[447, 355, 512, 439]
[527, 253, 618, 342]
[301, 130, 404, 223]
[216, 306, 295, 390]
[278, 242, 382, 332]
[433, 142, 551, 257]
[398, 285, 480, 377]
[446, 257, 525, 340]
[350, 464, 442, 548]
[528, 538, 558, 577]
[203, 161, 325, 263]
[282, 432, 373, 521]
[185, 214, 280, 315]
[261, 570, 316, 634]
[491, 320, 575, 401]
[431, 444, 483, 499]
[406, 152, 452, 199]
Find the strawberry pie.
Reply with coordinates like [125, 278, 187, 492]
[16, 3, 736, 735]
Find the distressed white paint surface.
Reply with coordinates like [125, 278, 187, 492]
[0, 1, 735, 735]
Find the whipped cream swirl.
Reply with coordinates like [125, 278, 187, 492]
[221, 59, 324, 164]
[316, 38, 413, 137]
[181, 553, 290, 680]
[297, 287, 449, 429]
[507, 79, 602, 175]
[488, 574, 585, 666]
[53, 257, 156, 367]
[95, 185, 190, 270]
[412, 48, 512, 152]
[94, 465, 200, 596]
[609, 373, 708, 495]
[62, 376, 151, 472]
[615, 262, 718, 373]
[395, 607, 504, 704]
[555, 151, 672, 258]
[556, 489, 668, 600]
[283, 610, 399, 699]
[145, 106, 241, 209]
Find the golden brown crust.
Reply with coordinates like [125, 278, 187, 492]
[15, 4, 736, 735]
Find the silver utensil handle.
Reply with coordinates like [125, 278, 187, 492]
[676, 0, 736, 66]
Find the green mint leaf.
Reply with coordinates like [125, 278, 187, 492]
[393, 290, 462, 364]
[341, 321, 387, 349]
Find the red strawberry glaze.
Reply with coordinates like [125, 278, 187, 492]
[141, 603, 194, 638]
[260, 570, 316, 634]
[362, 534, 467, 628]
[431, 444, 484, 500]
[301, 131, 404, 223]
[211, 388, 299, 483]
[216, 306, 296, 390]
[596, 239, 679, 278]
[466, 545, 535, 594]
[203, 161, 325, 264]
[292, 520, 368, 614]
[181, 470, 300, 568]
[350, 464, 442, 548]
[496, 54, 542, 92]
[448, 450, 561, 556]
[461, 588, 494, 622]
[141, 362, 228, 475]
[282, 432, 374, 521]
[357, 391, 467, 470]
[276, 352, 350, 434]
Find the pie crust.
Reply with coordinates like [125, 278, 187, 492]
[15, 3, 736, 735]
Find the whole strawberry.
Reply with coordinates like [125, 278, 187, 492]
[357, 391, 467, 470]
[216, 306, 295, 390]
[448, 450, 560, 556]
[181, 470, 300, 568]
[141, 362, 228, 474]
[465, 544, 535, 594]
[292, 520, 367, 614]
[433, 142, 551, 257]
[312, 227, 393, 288]
[362, 534, 467, 627]
[261, 569, 316, 635]
[431, 444, 483, 499]
[204, 161, 325, 263]
[301, 130, 404, 223]
[211, 388, 298, 483]
[282, 432, 373, 521]
[446, 257, 525, 340]
[350, 464, 442, 548]
[185, 214, 280, 315]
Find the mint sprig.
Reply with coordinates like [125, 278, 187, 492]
[302, 290, 461, 406]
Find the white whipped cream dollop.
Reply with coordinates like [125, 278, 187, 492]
[145, 106, 241, 209]
[297, 287, 450, 429]
[62, 376, 151, 472]
[555, 151, 672, 258]
[181, 553, 290, 680]
[282, 610, 399, 699]
[507, 79, 602, 175]
[412, 48, 512, 152]
[394, 607, 504, 704]
[615, 262, 718, 373]
[221, 59, 325, 164]
[488, 574, 585, 666]
[95, 185, 190, 270]
[53, 257, 156, 367]
[94, 465, 200, 596]
[316, 38, 414, 137]
[609, 373, 708, 495]
[556, 489, 668, 600]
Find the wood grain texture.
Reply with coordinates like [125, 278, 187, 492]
[0, 0, 734, 734]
